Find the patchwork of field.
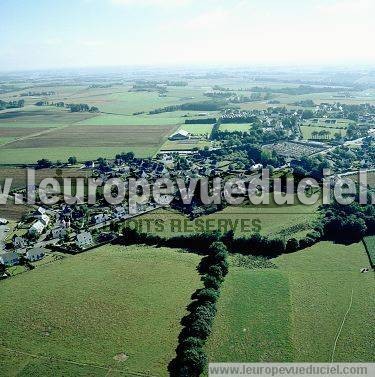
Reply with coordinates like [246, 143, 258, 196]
[1, 79, 373, 165]
[0, 121, 178, 163]
[0, 108, 97, 125]
[0, 245, 202, 376]
[206, 242, 374, 363]
[8, 124, 176, 150]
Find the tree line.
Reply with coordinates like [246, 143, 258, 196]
[149, 101, 224, 115]
[168, 241, 229, 376]
[0, 99, 25, 110]
[35, 101, 99, 113]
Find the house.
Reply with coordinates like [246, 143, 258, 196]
[0, 252, 20, 266]
[114, 206, 127, 219]
[34, 207, 47, 218]
[25, 248, 46, 262]
[29, 221, 45, 236]
[13, 236, 27, 249]
[40, 214, 50, 226]
[93, 213, 110, 224]
[0, 218, 8, 225]
[168, 129, 191, 141]
[76, 232, 94, 249]
[51, 227, 67, 239]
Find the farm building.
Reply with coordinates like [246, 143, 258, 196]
[25, 248, 46, 262]
[0, 252, 20, 266]
[168, 130, 191, 141]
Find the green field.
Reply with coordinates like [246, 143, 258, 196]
[300, 125, 347, 140]
[179, 124, 214, 135]
[133, 195, 320, 239]
[206, 241, 374, 364]
[219, 123, 252, 132]
[0, 245, 202, 376]
[300, 118, 352, 140]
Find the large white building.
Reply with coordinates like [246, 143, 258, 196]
[168, 129, 191, 141]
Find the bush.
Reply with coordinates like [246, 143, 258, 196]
[286, 238, 299, 252]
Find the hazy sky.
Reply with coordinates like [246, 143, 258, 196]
[0, 0, 374, 71]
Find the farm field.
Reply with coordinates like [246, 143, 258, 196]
[0, 245, 202, 376]
[206, 241, 374, 364]
[0, 166, 90, 189]
[0, 202, 30, 221]
[300, 125, 346, 140]
[299, 118, 352, 140]
[131, 195, 320, 239]
[345, 171, 375, 188]
[219, 123, 252, 132]
[179, 124, 214, 135]
[0, 123, 178, 163]
[1, 80, 371, 165]
[160, 139, 211, 152]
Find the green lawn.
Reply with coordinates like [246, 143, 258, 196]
[0, 245, 202, 376]
[206, 241, 374, 365]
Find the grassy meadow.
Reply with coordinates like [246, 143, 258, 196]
[0, 245, 202, 376]
[206, 241, 374, 365]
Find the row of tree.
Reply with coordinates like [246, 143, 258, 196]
[149, 101, 224, 115]
[0, 99, 25, 110]
[168, 242, 229, 376]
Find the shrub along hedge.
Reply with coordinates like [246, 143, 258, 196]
[168, 242, 229, 377]
[118, 226, 319, 258]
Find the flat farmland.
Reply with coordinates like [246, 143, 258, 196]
[133, 195, 320, 239]
[0, 108, 97, 125]
[160, 139, 211, 152]
[0, 245, 202, 376]
[206, 242, 374, 365]
[300, 125, 347, 140]
[0, 124, 178, 163]
[180, 124, 214, 135]
[0, 201, 30, 221]
[0, 167, 90, 189]
[219, 123, 252, 132]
